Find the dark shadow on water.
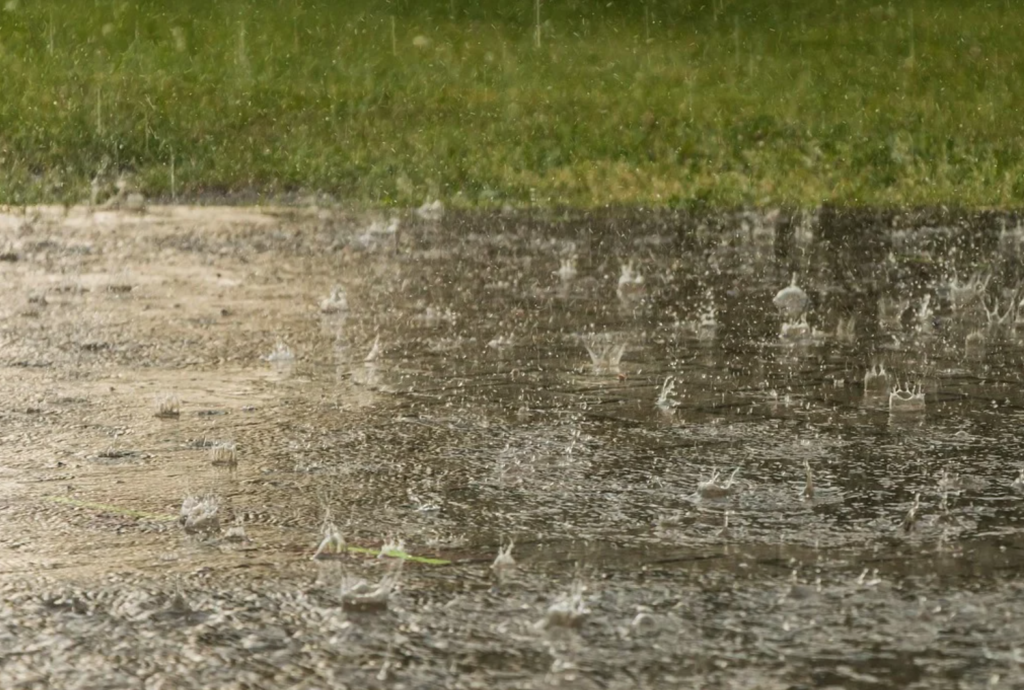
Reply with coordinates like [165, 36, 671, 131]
[307, 206, 1024, 686]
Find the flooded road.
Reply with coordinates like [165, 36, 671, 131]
[2, 205, 1024, 688]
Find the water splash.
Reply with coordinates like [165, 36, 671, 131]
[673, 289, 717, 341]
[1012, 469, 1024, 495]
[487, 333, 515, 352]
[312, 523, 346, 560]
[697, 467, 740, 500]
[780, 315, 812, 343]
[154, 393, 181, 419]
[415, 199, 444, 222]
[617, 261, 644, 303]
[864, 364, 889, 392]
[889, 381, 925, 414]
[491, 540, 516, 581]
[353, 217, 399, 251]
[340, 563, 402, 612]
[915, 294, 934, 335]
[984, 293, 1016, 331]
[179, 493, 221, 537]
[267, 341, 295, 371]
[538, 579, 590, 629]
[655, 376, 679, 411]
[965, 329, 986, 359]
[319, 286, 348, 314]
[901, 493, 922, 533]
[773, 273, 808, 320]
[697, 289, 718, 342]
[835, 316, 857, 342]
[580, 332, 629, 374]
[209, 441, 238, 469]
[555, 255, 577, 283]
[354, 336, 384, 388]
[878, 296, 910, 330]
[948, 272, 990, 312]
[378, 535, 406, 560]
[802, 459, 814, 500]
[266, 343, 294, 377]
[717, 510, 733, 539]
[364, 335, 382, 363]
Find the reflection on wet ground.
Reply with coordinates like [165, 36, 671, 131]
[2, 205, 1024, 687]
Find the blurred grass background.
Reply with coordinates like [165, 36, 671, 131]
[0, 0, 1021, 207]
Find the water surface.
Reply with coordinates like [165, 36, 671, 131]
[1, 206, 1023, 688]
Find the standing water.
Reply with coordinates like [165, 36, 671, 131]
[0, 206, 1023, 688]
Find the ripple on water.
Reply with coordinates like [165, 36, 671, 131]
[6, 208, 1024, 687]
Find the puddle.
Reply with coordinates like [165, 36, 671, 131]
[2, 205, 1024, 687]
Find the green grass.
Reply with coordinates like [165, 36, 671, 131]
[1, 0, 1023, 208]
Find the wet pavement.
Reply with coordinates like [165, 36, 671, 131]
[1, 205, 1024, 688]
